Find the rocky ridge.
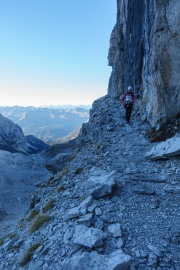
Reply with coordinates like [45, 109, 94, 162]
[0, 113, 48, 154]
[0, 96, 179, 270]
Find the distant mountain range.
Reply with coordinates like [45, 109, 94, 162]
[0, 113, 48, 154]
[0, 106, 90, 144]
[42, 105, 91, 110]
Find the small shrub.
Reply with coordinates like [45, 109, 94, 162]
[20, 243, 42, 266]
[79, 196, 86, 202]
[43, 200, 55, 213]
[19, 222, 26, 229]
[0, 237, 4, 246]
[75, 168, 83, 175]
[96, 144, 103, 149]
[35, 183, 42, 188]
[29, 215, 51, 234]
[10, 240, 23, 251]
[45, 175, 56, 187]
[0, 233, 17, 246]
[68, 156, 75, 162]
[56, 185, 64, 193]
[9, 233, 17, 239]
[27, 209, 39, 221]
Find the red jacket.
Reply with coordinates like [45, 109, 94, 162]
[120, 92, 134, 107]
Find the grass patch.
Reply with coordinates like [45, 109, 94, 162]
[27, 209, 39, 221]
[79, 196, 86, 202]
[43, 200, 55, 213]
[96, 144, 103, 149]
[75, 168, 83, 175]
[19, 220, 26, 229]
[20, 243, 42, 266]
[9, 233, 17, 239]
[0, 233, 17, 246]
[68, 156, 75, 162]
[56, 167, 69, 180]
[56, 185, 64, 193]
[45, 176, 56, 187]
[29, 215, 51, 234]
[0, 237, 4, 246]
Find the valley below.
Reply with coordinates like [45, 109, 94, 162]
[0, 106, 89, 145]
[0, 150, 51, 237]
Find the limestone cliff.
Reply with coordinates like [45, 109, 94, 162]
[108, 0, 180, 128]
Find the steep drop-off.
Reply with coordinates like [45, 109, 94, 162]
[108, 0, 180, 128]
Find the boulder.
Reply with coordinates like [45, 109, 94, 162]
[145, 135, 180, 160]
[79, 196, 94, 215]
[66, 206, 81, 219]
[66, 197, 94, 219]
[86, 169, 115, 199]
[63, 250, 131, 270]
[77, 213, 93, 227]
[108, 223, 122, 237]
[73, 225, 103, 248]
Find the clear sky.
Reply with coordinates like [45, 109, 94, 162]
[0, 0, 116, 107]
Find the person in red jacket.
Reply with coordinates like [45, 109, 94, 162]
[120, 86, 135, 123]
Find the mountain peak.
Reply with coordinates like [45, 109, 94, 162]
[0, 113, 48, 154]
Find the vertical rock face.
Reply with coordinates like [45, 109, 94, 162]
[108, 0, 180, 128]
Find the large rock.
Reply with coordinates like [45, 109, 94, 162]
[77, 213, 93, 227]
[85, 168, 115, 199]
[66, 196, 94, 219]
[73, 225, 103, 248]
[63, 250, 131, 270]
[108, 223, 122, 238]
[66, 206, 81, 219]
[145, 135, 180, 160]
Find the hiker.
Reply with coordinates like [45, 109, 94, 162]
[120, 86, 134, 123]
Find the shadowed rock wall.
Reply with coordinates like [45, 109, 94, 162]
[108, 0, 180, 128]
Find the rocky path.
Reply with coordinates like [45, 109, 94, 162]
[81, 96, 180, 269]
[0, 96, 179, 270]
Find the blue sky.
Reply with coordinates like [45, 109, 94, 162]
[0, 0, 116, 106]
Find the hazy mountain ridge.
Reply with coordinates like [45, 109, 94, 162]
[0, 106, 89, 144]
[0, 113, 48, 154]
